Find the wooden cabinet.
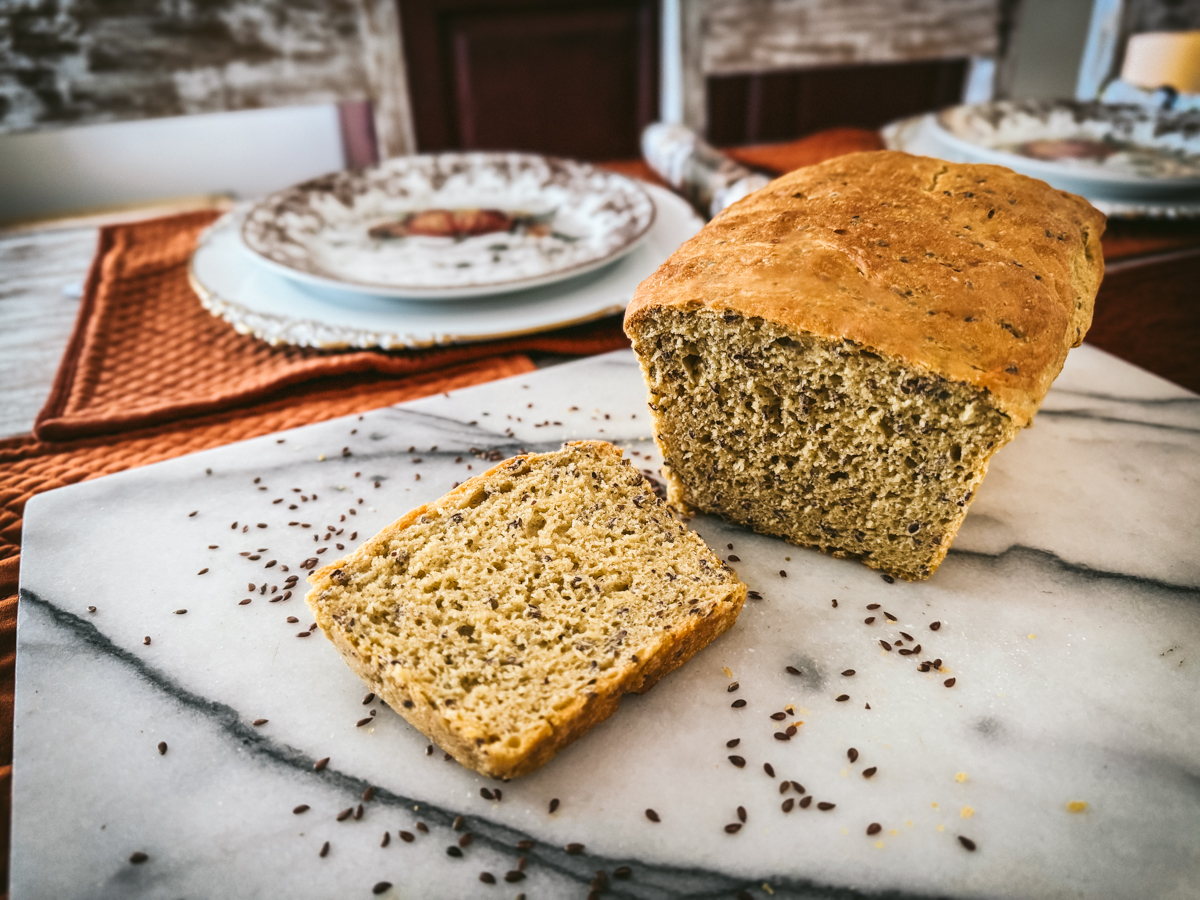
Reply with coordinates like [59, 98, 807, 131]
[400, 0, 658, 160]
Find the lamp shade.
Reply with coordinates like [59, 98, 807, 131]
[1121, 31, 1200, 93]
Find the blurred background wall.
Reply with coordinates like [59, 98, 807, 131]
[2, 0, 1199, 224]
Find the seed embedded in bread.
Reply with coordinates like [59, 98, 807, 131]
[307, 440, 746, 778]
[625, 150, 1105, 580]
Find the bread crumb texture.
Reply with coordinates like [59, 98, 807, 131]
[307, 441, 746, 778]
[625, 151, 1105, 581]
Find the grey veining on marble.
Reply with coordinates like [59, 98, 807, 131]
[13, 346, 1200, 900]
[0, 226, 92, 438]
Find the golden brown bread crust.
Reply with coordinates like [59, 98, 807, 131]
[625, 151, 1105, 426]
[308, 441, 747, 779]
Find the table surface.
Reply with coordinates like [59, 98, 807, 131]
[14, 348, 1200, 899]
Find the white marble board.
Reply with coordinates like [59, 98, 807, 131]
[13, 347, 1200, 899]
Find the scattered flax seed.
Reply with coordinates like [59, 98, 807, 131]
[774, 732, 790, 741]
[239, 599, 251, 606]
[726, 738, 740, 748]
[549, 798, 560, 813]
[399, 831, 414, 842]
[516, 840, 534, 851]
[930, 621, 942, 631]
[129, 851, 149, 864]
[799, 796, 813, 808]
[336, 808, 353, 821]
[848, 748, 859, 762]
[958, 836, 977, 851]
[504, 871, 526, 882]
[252, 718, 268, 726]
[197, 568, 208, 575]
[863, 767, 877, 778]
[728, 555, 740, 562]
[900, 632, 913, 641]
[479, 872, 496, 884]
[865, 616, 876, 624]
[565, 843, 585, 855]
[785, 725, 797, 737]
[356, 717, 372, 727]
[832, 599, 838, 607]
[425, 745, 433, 756]
[881, 574, 895, 584]
[287, 616, 298, 624]
[380, 832, 390, 847]
[614, 866, 632, 879]
[494, 788, 502, 801]
[724, 823, 742, 834]
[481, 788, 495, 800]
[188, 511, 198, 517]
[447, 846, 463, 857]
[173, 609, 187, 615]
[727, 682, 739, 692]
[319, 841, 330, 858]
[293, 805, 309, 814]
[779, 570, 788, 577]
[779, 782, 790, 795]
[770, 712, 786, 721]
[363, 786, 375, 802]
[880, 641, 892, 651]
[737, 806, 747, 823]
[297, 631, 311, 638]
[143, 637, 151, 645]
[314, 757, 329, 771]
[792, 782, 805, 794]
[836, 694, 850, 702]
[842, 669, 856, 676]
[944, 678, 957, 688]
[459, 833, 474, 848]
[157, 741, 167, 755]
[453, 815, 466, 831]
[867, 823, 882, 836]
[731, 699, 747, 708]
[646, 809, 661, 822]
[817, 802, 835, 811]
[867, 603, 880, 610]
[763, 763, 775, 777]
[884, 612, 897, 622]
[786, 666, 802, 675]
[729, 756, 746, 768]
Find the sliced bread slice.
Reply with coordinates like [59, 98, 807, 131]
[307, 440, 746, 779]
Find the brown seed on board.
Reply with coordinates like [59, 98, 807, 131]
[782, 798, 795, 812]
[157, 742, 167, 755]
[646, 809, 660, 822]
[727, 682, 739, 692]
[818, 802, 836, 811]
[792, 781, 805, 794]
[381, 832, 390, 847]
[319, 841, 330, 858]
[864, 617, 876, 625]
[785, 725, 798, 736]
[774, 732, 790, 741]
[799, 796, 813, 808]
[867, 823, 882, 836]
[867, 603, 880, 610]
[453, 815, 466, 831]
[363, 786, 375, 802]
[549, 798, 560, 813]
[848, 748, 859, 763]
[770, 712, 786, 721]
[944, 678, 957, 687]
[565, 843, 585, 855]
[836, 694, 850, 702]
[724, 823, 742, 834]
[129, 851, 148, 864]
[863, 767, 877, 778]
[726, 738, 740, 748]
[737, 806, 747, 823]
[504, 871, 526, 882]
[731, 699, 747, 708]
[786, 666, 802, 675]
[253, 719, 268, 727]
[336, 808, 353, 821]
[614, 866, 632, 878]
[880, 641, 892, 651]
[399, 831, 414, 842]
[294, 805, 309, 814]
[314, 757, 329, 771]
[930, 621, 942, 631]
[479, 872, 496, 884]
[729, 756, 746, 768]
[516, 840, 534, 851]
[763, 763, 775, 777]
[958, 835, 977, 851]
[481, 788, 495, 800]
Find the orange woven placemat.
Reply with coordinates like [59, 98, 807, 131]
[34, 211, 630, 441]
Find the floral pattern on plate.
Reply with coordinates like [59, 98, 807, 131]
[240, 153, 656, 299]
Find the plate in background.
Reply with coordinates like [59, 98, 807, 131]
[191, 184, 701, 349]
[239, 153, 657, 299]
[884, 100, 1200, 218]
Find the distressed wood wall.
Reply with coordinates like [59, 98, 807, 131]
[0, 0, 414, 154]
[680, 0, 1002, 133]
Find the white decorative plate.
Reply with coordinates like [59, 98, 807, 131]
[191, 184, 702, 349]
[884, 100, 1200, 218]
[239, 153, 657, 299]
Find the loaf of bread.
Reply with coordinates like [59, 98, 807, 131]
[624, 151, 1105, 580]
[307, 441, 746, 778]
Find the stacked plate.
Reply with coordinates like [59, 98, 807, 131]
[884, 99, 1200, 218]
[190, 152, 703, 349]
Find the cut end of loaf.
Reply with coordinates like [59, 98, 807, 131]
[307, 440, 746, 778]
[629, 309, 1021, 580]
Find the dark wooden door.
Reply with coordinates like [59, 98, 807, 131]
[400, 0, 659, 160]
[707, 58, 968, 147]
